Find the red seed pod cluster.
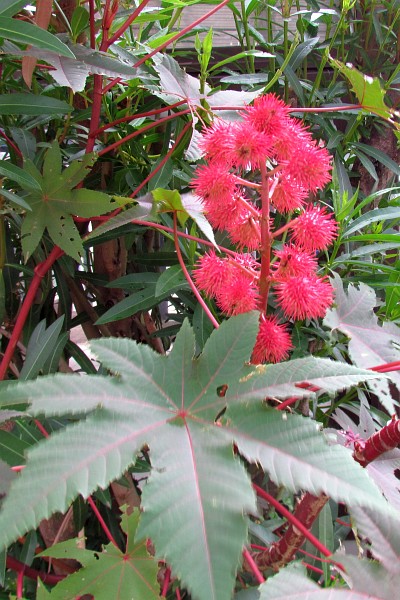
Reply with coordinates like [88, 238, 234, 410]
[191, 94, 338, 364]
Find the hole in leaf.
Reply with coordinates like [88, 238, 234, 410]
[217, 384, 228, 397]
[394, 469, 400, 480]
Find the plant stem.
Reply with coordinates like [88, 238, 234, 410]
[106, 0, 153, 47]
[0, 246, 63, 380]
[87, 496, 120, 550]
[243, 548, 265, 583]
[130, 121, 192, 198]
[353, 417, 400, 466]
[258, 162, 272, 313]
[133, 0, 231, 68]
[97, 110, 191, 157]
[173, 212, 219, 330]
[91, 100, 187, 136]
[6, 556, 64, 585]
[253, 484, 332, 566]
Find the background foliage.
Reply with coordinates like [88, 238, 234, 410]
[0, 1, 399, 599]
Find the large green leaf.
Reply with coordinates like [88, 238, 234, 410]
[324, 274, 400, 413]
[2, 41, 136, 93]
[0, 17, 74, 58]
[0, 313, 387, 600]
[351, 505, 400, 573]
[38, 509, 160, 599]
[237, 562, 385, 599]
[20, 142, 117, 260]
[330, 58, 395, 123]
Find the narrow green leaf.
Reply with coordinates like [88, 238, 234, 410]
[8, 127, 37, 160]
[343, 207, 400, 237]
[352, 142, 400, 176]
[0, 161, 41, 191]
[351, 505, 400, 573]
[70, 6, 89, 39]
[193, 302, 214, 351]
[84, 198, 154, 242]
[138, 425, 255, 600]
[20, 316, 65, 380]
[0, 17, 75, 58]
[0, 0, 30, 17]
[46, 212, 83, 262]
[154, 264, 190, 296]
[95, 286, 169, 324]
[0, 93, 72, 116]
[0, 188, 31, 210]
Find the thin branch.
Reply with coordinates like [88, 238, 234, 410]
[242, 547, 265, 583]
[130, 121, 192, 198]
[0, 246, 63, 381]
[173, 212, 219, 330]
[97, 110, 191, 156]
[90, 100, 187, 137]
[87, 496, 120, 549]
[161, 567, 171, 597]
[252, 484, 332, 568]
[133, 0, 231, 68]
[6, 556, 64, 585]
[106, 0, 153, 47]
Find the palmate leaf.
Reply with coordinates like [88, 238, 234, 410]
[350, 505, 400, 573]
[0, 313, 387, 600]
[330, 58, 398, 127]
[324, 274, 400, 413]
[38, 509, 160, 600]
[236, 562, 386, 599]
[19, 142, 119, 260]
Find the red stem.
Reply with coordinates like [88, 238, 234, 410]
[88, 0, 96, 49]
[258, 162, 272, 313]
[0, 246, 63, 381]
[173, 212, 219, 330]
[133, 0, 231, 68]
[6, 556, 64, 585]
[129, 220, 237, 256]
[0, 130, 23, 159]
[102, 77, 122, 94]
[161, 567, 171, 597]
[16, 570, 23, 599]
[242, 548, 265, 584]
[87, 496, 120, 549]
[130, 121, 192, 198]
[86, 74, 104, 153]
[253, 484, 332, 558]
[353, 416, 400, 466]
[97, 110, 191, 157]
[34, 419, 49, 438]
[106, 0, 153, 47]
[370, 360, 400, 373]
[91, 100, 187, 137]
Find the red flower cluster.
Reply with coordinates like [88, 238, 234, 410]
[191, 94, 337, 364]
